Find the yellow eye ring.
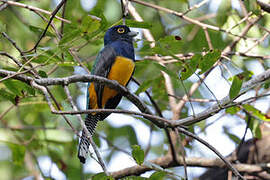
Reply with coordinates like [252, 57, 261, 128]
[117, 27, 125, 34]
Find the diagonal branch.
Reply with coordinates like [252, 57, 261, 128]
[129, 0, 255, 40]
[25, 0, 67, 52]
[1, 68, 270, 128]
[0, 0, 70, 23]
[110, 155, 268, 179]
[173, 68, 270, 126]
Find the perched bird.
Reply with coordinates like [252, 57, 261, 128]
[78, 25, 138, 163]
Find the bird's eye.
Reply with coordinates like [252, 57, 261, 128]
[117, 27, 125, 34]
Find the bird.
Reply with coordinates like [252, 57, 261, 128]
[78, 25, 138, 163]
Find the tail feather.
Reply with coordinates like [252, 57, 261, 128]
[78, 114, 99, 163]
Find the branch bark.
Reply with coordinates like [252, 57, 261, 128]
[1, 68, 270, 128]
[111, 154, 268, 179]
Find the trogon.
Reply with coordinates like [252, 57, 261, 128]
[78, 25, 138, 163]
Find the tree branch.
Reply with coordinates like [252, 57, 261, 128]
[25, 0, 67, 52]
[111, 154, 268, 179]
[129, 0, 254, 40]
[0, 0, 70, 23]
[1, 68, 270, 128]
[173, 68, 270, 126]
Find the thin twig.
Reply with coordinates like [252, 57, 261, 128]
[0, 104, 15, 121]
[129, 0, 255, 40]
[177, 127, 244, 180]
[1, 69, 270, 128]
[174, 129, 188, 180]
[203, 27, 213, 50]
[182, 0, 209, 15]
[0, 51, 23, 67]
[30, 81, 79, 136]
[127, 2, 180, 165]
[131, 77, 163, 117]
[25, 0, 67, 52]
[0, 0, 70, 23]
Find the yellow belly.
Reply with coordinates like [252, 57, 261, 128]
[88, 56, 135, 111]
[101, 56, 135, 107]
[88, 83, 98, 109]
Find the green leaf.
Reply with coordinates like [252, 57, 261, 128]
[0, 21, 6, 32]
[3, 79, 35, 97]
[244, 0, 260, 15]
[135, 78, 154, 95]
[90, 11, 108, 31]
[216, 0, 231, 26]
[243, 104, 270, 122]
[229, 75, 243, 99]
[59, 29, 80, 46]
[149, 171, 166, 180]
[29, 25, 55, 37]
[247, 117, 262, 139]
[38, 70, 48, 78]
[81, 15, 101, 34]
[81, 13, 108, 41]
[93, 134, 101, 147]
[157, 36, 183, 54]
[3, 79, 23, 96]
[20, 82, 36, 96]
[7, 143, 25, 165]
[226, 106, 240, 115]
[196, 120, 206, 133]
[27, 53, 59, 64]
[132, 145, 145, 165]
[125, 19, 152, 29]
[199, 49, 221, 74]
[138, 41, 152, 56]
[143, 36, 183, 56]
[106, 125, 138, 145]
[39, 130, 73, 143]
[0, 88, 16, 104]
[92, 172, 114, 180]
[152, 62, 177, 79]
[48, 145, 63, 161]
[223, 126, 241, 144]
[180, 54, 201, 80]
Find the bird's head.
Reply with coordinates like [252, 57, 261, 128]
[104, 25, 138, 45]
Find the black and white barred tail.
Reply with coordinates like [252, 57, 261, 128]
[77, 114, 99, 164]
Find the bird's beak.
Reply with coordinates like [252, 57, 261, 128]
[128, 31, 139, 37]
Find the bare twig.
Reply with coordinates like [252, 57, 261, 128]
[25, 0, 67, 52]
[0, 0, 70, 23]
[30, 81, 79, 136]
[177, 127, 244, 179]
[0, 104, 15, 121]
[0, 51, 23, 67]
[203, 27, 213, 50]
[129, 0, 255, 40]
[1, 68, 270, 127]
[127, 2, 180, 167]
[131, 77, 163, 117]
[110, 155, 268, 178]
[182, 0, 209, 15]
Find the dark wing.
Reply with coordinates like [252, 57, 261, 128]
[91, 45, 117, 108]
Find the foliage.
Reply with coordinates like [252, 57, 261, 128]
[0, 0, 270, 179]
